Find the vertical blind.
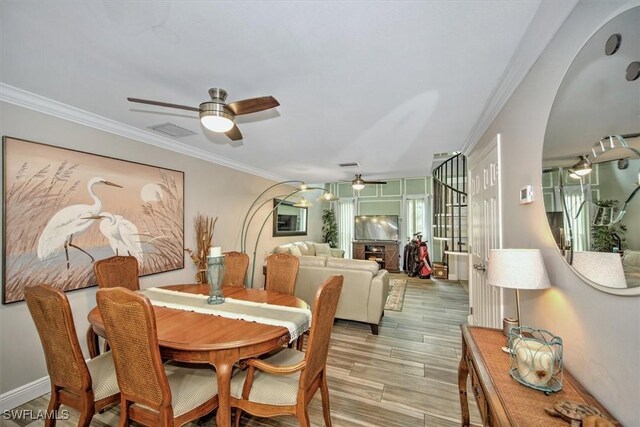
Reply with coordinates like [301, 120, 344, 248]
[336, 199, 354, 258]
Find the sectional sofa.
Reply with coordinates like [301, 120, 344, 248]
[273, 241, 389, 334]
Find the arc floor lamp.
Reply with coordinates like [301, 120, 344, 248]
[240, 181, 337, 287]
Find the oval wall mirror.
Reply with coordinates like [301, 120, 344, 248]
[542, 6, 640, 295]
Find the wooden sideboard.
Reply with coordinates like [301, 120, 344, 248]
[458, 325, 618, 426]
[352, 241, 399, 272]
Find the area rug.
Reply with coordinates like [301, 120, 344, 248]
[385, 279, 407, 311]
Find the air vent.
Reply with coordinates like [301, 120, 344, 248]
[338, 162, 360, 167]
[147, 122, 196, 138]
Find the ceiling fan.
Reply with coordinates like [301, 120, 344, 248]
[350, 174, 387, 190]
[127, 88, 279, 141]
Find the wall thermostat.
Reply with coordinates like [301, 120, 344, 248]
[520, 185, 534, 204]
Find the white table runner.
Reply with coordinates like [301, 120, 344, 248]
[141, 287, 311, 342]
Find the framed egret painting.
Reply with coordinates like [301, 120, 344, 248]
[2, 136, 184, 304]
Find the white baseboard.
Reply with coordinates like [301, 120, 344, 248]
[0, 376, 50, 412]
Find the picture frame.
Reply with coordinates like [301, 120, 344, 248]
[2, 136, 185, 304]
[272, 199, 308, 237]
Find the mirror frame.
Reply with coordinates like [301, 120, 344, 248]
[272, 199, 308, 237]
[542, 6, 640, 296]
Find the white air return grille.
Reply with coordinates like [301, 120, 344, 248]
[147, 122, 196, 138]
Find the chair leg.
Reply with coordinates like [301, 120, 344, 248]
[45, 389, 61, 427]
[77, 410, 94, 427]
[296, 409, 310, 427]
[320, 371, 332, 427]
[234, 408, 243, 427]
[370, 323, 379, 335]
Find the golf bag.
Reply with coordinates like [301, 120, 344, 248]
[403, 233, 432, 279]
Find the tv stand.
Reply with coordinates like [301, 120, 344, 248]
[352, 241, 399, 272]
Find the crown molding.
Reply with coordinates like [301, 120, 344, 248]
[0, 83, 287, 182]
[461, 1, 578, 155]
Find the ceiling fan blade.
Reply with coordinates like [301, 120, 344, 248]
[227, 96, 279, 115]
[363, 180, 387, 185]
[225, 125, 243, 141]
[127, 97, 200, 112]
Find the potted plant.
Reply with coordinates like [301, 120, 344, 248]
[322, 209, 338, 248]
[591, 199, 626, 252]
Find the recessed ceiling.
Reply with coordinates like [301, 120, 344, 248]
[0, 1, 576, 183]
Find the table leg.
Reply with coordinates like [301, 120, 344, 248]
[86, 326, 100, 359]
[212, 352, 235, 427]
[458, 337, 470, 427]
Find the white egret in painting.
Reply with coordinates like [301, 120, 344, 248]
[37, 177, 123, 268]
[86, 212, 144, 266]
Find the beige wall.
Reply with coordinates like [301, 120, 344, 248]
[0, 102, 323, 395]
[467, 1, 640, 424]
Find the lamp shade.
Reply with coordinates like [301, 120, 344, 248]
[487, 249, 551, 290]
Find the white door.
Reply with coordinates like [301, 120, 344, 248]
[467, 134, 503, 327]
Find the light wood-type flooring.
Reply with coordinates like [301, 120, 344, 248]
[4, 274, 482, 426]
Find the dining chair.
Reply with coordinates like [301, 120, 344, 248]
[222, 251, 250, 287]
[264, 253, 299, 295]
[230, 274, 344, 427]
[94, 255, 140, 290]
[96, 287, 219, 427]
[25, 284, 120, 427]
[89, 255, 140, 358]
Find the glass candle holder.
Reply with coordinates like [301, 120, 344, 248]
[206, 255, 225, 305]
[508, 326, 563, 394]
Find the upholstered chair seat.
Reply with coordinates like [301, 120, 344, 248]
[230, 348, 304, 406]
[86, 352, 120, 401]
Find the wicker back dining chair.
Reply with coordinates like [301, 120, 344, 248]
[89, 255, 141, 357]
[96, 287, 219, 426]
[230, 274, 344, 427]
[264, 253, 299, 295]
[222, 251, 250, 287]
[94, 255, 140, 290]
[25, 284, 120, 427]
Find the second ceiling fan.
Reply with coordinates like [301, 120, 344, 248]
[127, 88, 279, 141]
[351, 174, 387, 190]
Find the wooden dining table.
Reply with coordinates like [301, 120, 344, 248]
[87, 284, 309, 427]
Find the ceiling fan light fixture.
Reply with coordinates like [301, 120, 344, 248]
[572, 155, 592, 176]
[199, 101, 235, 132]
[352, 174, 365, 190]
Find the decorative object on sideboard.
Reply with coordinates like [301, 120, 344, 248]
[207, 253, 225, 305]
[185, 214, 218, 284]
[508, 326, 563, 393]
[545, 401, 615, 426]
[487, 249, 551, 327]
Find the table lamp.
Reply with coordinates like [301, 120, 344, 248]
[487, 249, 551, 330]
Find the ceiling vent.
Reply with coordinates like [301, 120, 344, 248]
[147, 122, 196, 138]
[338, 161, 360, 167]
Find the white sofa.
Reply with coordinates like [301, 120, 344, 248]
[273, 242, 389, 334]
[273, 240, 345, 258]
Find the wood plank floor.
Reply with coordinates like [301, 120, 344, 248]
[3, 274, 482, 426]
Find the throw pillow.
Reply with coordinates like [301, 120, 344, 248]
[314, 243, 332, 257]
[289, 245, 303, 257]
[295, 241, 313, 256]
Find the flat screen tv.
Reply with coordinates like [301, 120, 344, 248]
[354, 215, 399, 241]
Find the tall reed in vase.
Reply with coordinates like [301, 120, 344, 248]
[185, 214, 218, 284]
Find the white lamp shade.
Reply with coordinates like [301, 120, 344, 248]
[487, 249, 551, 290]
